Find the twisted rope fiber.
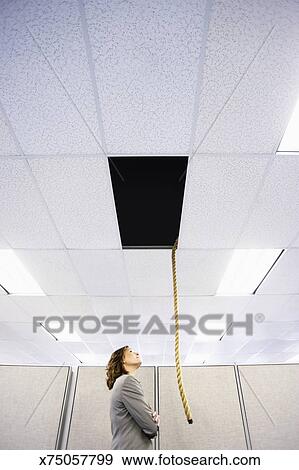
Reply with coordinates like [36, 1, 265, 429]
[171, 238, 193, 424]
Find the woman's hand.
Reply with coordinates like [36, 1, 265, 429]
[152, 411, 160, 426]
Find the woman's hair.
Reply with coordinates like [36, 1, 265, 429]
[106, 345, 129, 390]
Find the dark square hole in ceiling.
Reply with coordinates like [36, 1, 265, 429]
[108, 156, 188, 248]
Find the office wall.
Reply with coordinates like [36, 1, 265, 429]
[0, 365, 70, 449]
[238, 364, 299, 449]
[158, 366, 247, 449]
[66, 366, 155, 449]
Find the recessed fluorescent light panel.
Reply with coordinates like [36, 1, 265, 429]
[0, 249, 45, 295]
[278, 96, 299, 152]
[216, 249, 283, 295]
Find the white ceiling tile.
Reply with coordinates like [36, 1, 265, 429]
[162, 355, 176, 365]
[138, 338, 165, 356]
[0, 350, 37, 364]
[280, 324, 299, 341]
[50, 295, 95, 316]
[0, 233, 10, 248]
[0, 111, 19, 156]
[64, 322, 100, 343]
[280, 295, 299, 322]
[0, 296, 31, 322]
[85, 341, 113, 354]
[29, 157, 121, 249]
[0, 322, 22, 341]
[177, 249, 234, 295]
[21, 0, 105, 152]
[138, 355, 163, 366]
[195, 2, 299, 153]
[179, 295, 252, 316]
[249, 351, 297, 364]
[0, 3, 99, 155]
[0, 340, 54, 365]
[237, 339, 277, 355]
[0, 321, 53, 347]
[69, 250, 128, 296]
[274, 352, 299, 363]
[11, 295, 60, 318]
[15, 250, 86, 295]
[251, 321, 291, 340]
[237, 156, 299, 248]
[91, 296, 132, 318]
[132, 297, 173, 327]
[284, 341, 299, 354]
[107, 334, 140, 352]
[184, 353, 210, 365]
[84, 0, 207, 154]
[207, 355, 234, 365]
[59, 341, 91, 355]
[187, 341, 221, 355]
[261, 339, 297, 354]
[256, 249, 299, 294]
[291, 233, 299, 247]
[192, 0, 266, 153]
[242, 294, 293, 321]
[124, 250, 173, 296]
[179, 155, 270, 249]
[0, 159, 63, 248]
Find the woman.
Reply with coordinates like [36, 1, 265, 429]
[106, 345, 160, 450]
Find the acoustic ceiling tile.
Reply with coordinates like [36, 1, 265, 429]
[179, 155, 270, 249]
[256, 249, 299, 294]
[90, 296, 132, 318]
[69, 250, 129, 296]
[15, 250, 86, 295]
[0, 159, 63, 248]
[21, 0, 105, 152]
[237, 156, 299, 248]
[240, 294, 291, 321]
[195, 1, 299, 153]
[0, 2, 99, 154]
[132, 297, 173, 326]
[124, 250, 173, 296]
[176, 249, 234, 295]
[0, 112, 19, 156]
[84, 0, 207, 154]
[0, 296, 31, 323]
[11, 295, 60, 318]
[49, 295, 95, 316]
[29, 157, 120, 249]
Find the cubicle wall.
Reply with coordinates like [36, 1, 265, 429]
[0, 365, 71, 449]
[237, 364, 299, 449]
[158, 366, 247, 449]
[1, 363, 299, 449]
[66, 366, 155, 449]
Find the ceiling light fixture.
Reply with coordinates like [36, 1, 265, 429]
[216, 249, 283, 295]
[0, 249, 45, 295]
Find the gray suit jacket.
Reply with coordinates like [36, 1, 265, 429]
[110, 374, 158, 450]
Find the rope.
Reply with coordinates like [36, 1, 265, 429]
[171, 238, 193, 424]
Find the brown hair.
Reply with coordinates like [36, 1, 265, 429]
[106, 345, 129, 390]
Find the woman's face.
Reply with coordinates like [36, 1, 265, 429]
[123, 347, 142, 367]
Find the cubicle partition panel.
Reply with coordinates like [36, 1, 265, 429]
[66, 366, 155, 450]
[237, 363, 299, 449]
[158, 365, 248, 449]
[0, 365, 71, 449]
[1, 363, 298, 450]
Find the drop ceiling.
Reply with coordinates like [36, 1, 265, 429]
[1, 0, 299, 366]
